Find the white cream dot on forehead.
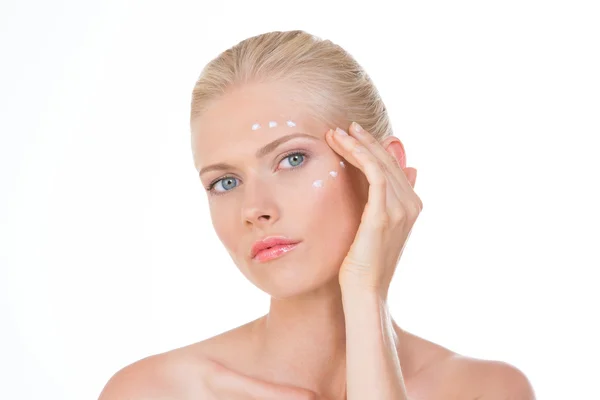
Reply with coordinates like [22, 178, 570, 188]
[286, 120, 296, 127]
[312, 179, 324, 188]
[269, 121, 278, 128]
[251, 123, 261, 130]
[329, 171, 338, 177]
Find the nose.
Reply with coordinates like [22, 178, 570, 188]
[241, 180, 280, 227]
[245, 210, 273, 225]
[244, 204, 279, 227]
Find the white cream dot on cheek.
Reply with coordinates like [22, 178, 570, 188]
[329, 171, 338, 178]
[340, 161, 346, 168]
[312, 179, 324, 188]
[251, 123, 261, 130]
[269, 121, 278, 128]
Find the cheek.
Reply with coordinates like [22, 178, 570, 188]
[209, 204, 238, 252]
[298, 161, 364, 279]
[284, 160, 349, 208]
[298, 160, 360, 234]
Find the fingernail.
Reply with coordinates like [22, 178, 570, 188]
[335, 127, 348, 136]
[351, 122, 363, 133]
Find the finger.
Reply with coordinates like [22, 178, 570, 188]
[347, 122, 414, 199]
[344, 125, 406, 211]
[348, 123, 423, 213]
[327, 127, 389, 227]
[328, 126, 406, 221]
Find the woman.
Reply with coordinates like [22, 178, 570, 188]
[99, 30, 535, 400]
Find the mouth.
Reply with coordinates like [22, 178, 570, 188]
[252, 242, 300, 263]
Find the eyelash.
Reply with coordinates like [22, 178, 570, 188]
[205, 150, 311, 197]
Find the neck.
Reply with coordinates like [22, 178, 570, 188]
[252, 278, 348, 398]
[248, 279, 437, 398]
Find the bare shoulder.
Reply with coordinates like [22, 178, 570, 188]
[184, 317, 262, 366]
[443, 354, 537, 399]
[97, 320, 260, 400]
[97, 348, 214, 400]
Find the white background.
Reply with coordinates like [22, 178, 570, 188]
[1, 1, 599, 399]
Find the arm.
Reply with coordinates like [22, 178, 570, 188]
[341, 286, 409, 400]
[324, 122, 421, 399]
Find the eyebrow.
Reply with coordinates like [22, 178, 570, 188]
[199, 132, 319, 177]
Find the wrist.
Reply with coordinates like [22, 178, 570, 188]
[339, 281, 388, 303]
[339, 277, 388, 301]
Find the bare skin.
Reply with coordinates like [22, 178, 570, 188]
[98, 81, 535, 400]
[188, 313, 459, 399]
[98, 313, 531, 400]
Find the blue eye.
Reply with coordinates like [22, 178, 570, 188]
[281, 152, 304, 168]
[206, 151, 310, 196]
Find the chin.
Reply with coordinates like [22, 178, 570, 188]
[252, 271, 340, 299]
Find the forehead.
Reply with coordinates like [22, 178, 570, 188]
[191, 82, 321, 168]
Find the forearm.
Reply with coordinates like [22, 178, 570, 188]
[341, 287, 409, 400]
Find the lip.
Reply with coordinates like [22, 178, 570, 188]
[253, 242, 300, 263]
[250, 236, 301, 260]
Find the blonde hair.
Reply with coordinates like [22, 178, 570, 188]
[190, 30, 392, 141]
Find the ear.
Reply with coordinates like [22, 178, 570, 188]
[380, 136, 418, 188]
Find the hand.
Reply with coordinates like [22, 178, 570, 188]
[325, 122, 422, 298]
